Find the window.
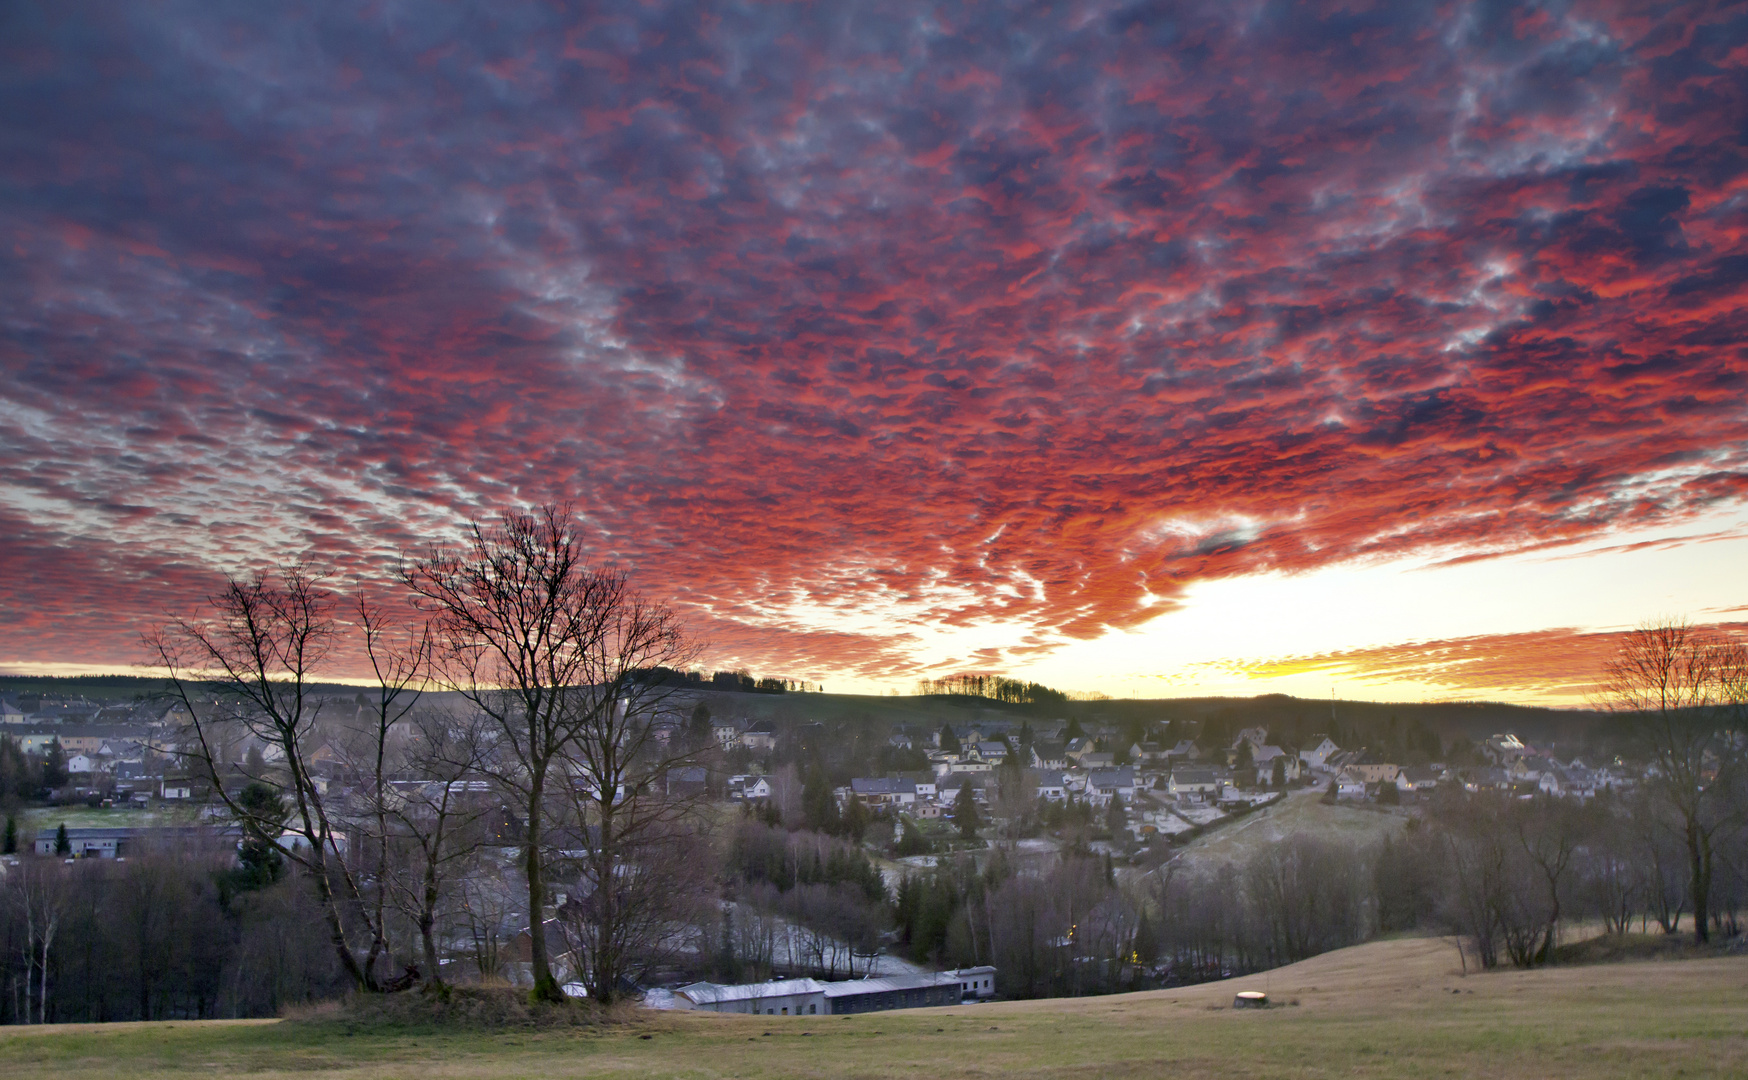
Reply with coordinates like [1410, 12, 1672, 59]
[809, 1005, 817, 1014]
[781, 1007, 788, 1015]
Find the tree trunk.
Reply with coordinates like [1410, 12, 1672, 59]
[524, 772, 562, 1003]
[1687, 818, 1710, 945]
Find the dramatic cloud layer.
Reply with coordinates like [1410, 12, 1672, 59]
[2, 1, 1746, 692]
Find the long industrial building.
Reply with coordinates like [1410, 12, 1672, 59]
[672, 968, 996, 1015]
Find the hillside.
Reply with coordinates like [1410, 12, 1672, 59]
[1, 938, 1741, 1079]
[0, 674, 1611, 749]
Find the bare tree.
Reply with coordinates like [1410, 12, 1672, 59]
[379, 707, 496, 988]
[403, 505, 699, 1003]
[144, 564, 392, 990]
[5, 860, 65, 1023]
[1599, 620, 1748, 944]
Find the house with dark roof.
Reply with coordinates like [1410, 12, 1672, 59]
[1084, 768, 1136, 807]
[1167, 768, 1220, 801]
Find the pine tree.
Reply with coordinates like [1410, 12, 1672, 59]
[42, 738, 67, 789]
[54, 821, 70, 856]
[2, 815, 15, 855]
[1132, 910, 1159, 965]
[952, 783, 980, 840]
[802, 766, 839, 833]
[1105, 794, 1127, 836]
[686, 702, 712, 750]
[938, 724, 961, 755]
[841, 794, 870, 842]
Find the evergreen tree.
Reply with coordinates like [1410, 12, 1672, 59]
[1105, 794, 1127, 836]
[2, 815, 15, 855]
[938, 724, 961, 755]
[42, 737, 67, 789]
[1063, 717, 1086, 742]
[894, 817, 932, 856]
[952, 783, 980, 840]
[686, 702, 712, 750]
[1270, 758, 1286, 789]
[231, 781, 288, 892]
[54, 821, 70, 856]
[841, 794, 871, 842]
[1132, 910, 1159, 965]
[802, 766, 840, 833]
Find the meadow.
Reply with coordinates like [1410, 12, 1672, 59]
[1, 937, 1741, 1080]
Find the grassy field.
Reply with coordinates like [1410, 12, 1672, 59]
[1168, 788, 1410, 873]
[2, 937, 1742, 1079]
[18, 804, 203, 833]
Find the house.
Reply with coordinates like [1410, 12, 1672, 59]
[65, 753, 98, 775]
[740, 721, 778, 753]
[1030, 770, 1068, 801]
[729, 775, 773, 800]
[849, 776, 918, 807]
[1299, 735, 1340, 770]
[1167, 768, 1220, 801]
[1250, 745, 1301, 785]
[160, 777, 194, 800]
[1396, 764, 1441, 793]
[1079, 751, 1117, 770]
[664, 766, 708, 797]
[945, 756, 993, 775]
[1482, 733, 1529, 764]
[0, 697, 24, 724]
[937, 774, 986, 805]
[1328, 749, 1399, 785]
[970, 741, 1009, 764]
[901, 772, 937, 800]
[1084, 768, 1136, 807]
[712, 720, 746, 747]
[1333, 768, 1369, 799]
[1234, 727, 1270, 749]
[1030, 742, 1068, 770]
[1462, 766, 1511, 792]
[1064, 737, 1096, 764]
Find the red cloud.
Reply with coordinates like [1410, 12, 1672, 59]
[0, 2, 1744, 687]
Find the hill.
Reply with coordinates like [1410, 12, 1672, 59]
[1, 937, 1741, 1079]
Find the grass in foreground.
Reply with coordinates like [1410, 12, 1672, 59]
[2, 938, 1743, 1079]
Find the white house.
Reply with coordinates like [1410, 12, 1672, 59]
[1030, 770, 1068, 801]
[1084, 768, 1136, 807]
[1299, 735, 1340, 770]
[849, 777, 917, 806]
[1167, 768, 1220, 801]
[1250, 745, 1301, 785]
[729, 775, 773, 800]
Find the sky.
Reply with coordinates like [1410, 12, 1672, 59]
[2, 1, 1746, 706]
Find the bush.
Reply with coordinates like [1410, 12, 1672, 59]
[288, 985, 638, 1033]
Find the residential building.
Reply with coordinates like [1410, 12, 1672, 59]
[1299, 735, 1340, 770]
[1167, 768, 1220, 801]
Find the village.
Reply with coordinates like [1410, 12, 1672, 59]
[1, 688, 1636, 863]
